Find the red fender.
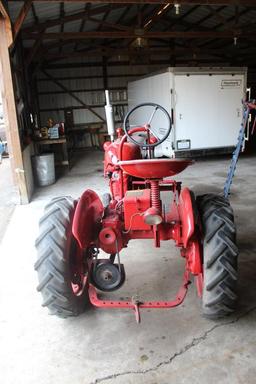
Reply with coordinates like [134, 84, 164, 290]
[178, 188, 195, 248]
[179, 188, 203, 278]
[72, 190, 104, 249]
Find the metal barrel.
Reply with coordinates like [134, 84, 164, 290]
[32, 153, 55, 187]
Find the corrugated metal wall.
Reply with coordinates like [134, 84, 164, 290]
[36, 61, 165, 124]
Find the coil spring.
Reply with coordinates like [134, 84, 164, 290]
[150, 180, 161, 211]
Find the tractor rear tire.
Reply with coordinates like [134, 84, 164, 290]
[197, 194, 238, 319]
[35, 196, 88, 318]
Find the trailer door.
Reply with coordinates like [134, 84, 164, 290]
[174, 74, 244, 151]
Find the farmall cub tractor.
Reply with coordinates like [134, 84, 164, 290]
[35, 99, 238, 323]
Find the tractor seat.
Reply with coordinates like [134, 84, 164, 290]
[119, 158, 193, 179]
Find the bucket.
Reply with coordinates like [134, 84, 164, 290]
[32, 153, 55, 187]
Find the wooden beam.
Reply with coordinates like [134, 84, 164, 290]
[43, 57, 227, 70]
[88, 16, 133, 31]
[23, 4, 125, 33]
[8, 0, 256, 5]
[39, 103, 127, 113]
[0, 0, 9, 18]
[74, 3, 90, 51]
[207, 5, 232, 29]
[37, 73, 145, 81]
[42, 70, 105, 122]
[26, 36, 43, 65]
[24, 30, 255, 40]
[13, 0, 32, 41]
[38, 87, 126, 95]
[0, 1, 13, 46]
[42, 45, 235, 61]
[0, 17, 29, 203]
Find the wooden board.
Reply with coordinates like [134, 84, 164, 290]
[0, 17, 29, 204]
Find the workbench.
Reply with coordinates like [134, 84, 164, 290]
[34, 137, 69, 167]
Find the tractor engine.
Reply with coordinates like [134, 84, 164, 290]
[103, 136, 141, 201]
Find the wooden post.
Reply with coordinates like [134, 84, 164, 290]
[0, 1, 12, 46]
[0, 16, 29, 203]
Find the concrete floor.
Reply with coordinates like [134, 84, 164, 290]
[0, 158, 18, 242]
[1, 150, 256, 384]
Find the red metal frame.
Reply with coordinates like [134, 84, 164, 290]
[72, 126, 204, 322]
[88, 269, 191, 323]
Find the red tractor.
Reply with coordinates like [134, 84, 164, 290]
[35, 102, 238, 322]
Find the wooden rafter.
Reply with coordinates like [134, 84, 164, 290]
[42, 45, 243, 61]
[42, 55, 241, 70]
[89, 15, 133, 31]
[23, 4, 125, 32]
[26, 35, 43, 65]
[198, 6, 252, 47]
[207, 5, 233, 29]
[161, 14, 209, 32]
[100, 4, 150, 50]
[7, 0, 256, 5]
[74, 2, 90, 51]
[37, 73, 146, 81]
[24, 30, 256, 40]
[38, 86, 126, 95]
[13, 0, 32, 40]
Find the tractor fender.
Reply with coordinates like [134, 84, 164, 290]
[178, 188, 195, 248]
[72, 190, 104, 249]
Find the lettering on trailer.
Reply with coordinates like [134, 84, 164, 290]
[221, 79, 242, 89]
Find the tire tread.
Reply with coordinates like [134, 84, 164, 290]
[197, 193, 238, 319]
[35, 196, 88, 318]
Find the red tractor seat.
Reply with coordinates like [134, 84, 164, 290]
[119, 158, 193, 179]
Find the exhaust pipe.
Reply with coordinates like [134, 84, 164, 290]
[105, 90, 115, 142]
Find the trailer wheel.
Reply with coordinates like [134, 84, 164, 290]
[197, 194, 238, 319]
[35, 196, 88, 318]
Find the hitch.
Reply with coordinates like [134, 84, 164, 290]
[88, 269, 191, 324]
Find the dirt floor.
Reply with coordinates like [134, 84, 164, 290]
[1, 150, 256, 384]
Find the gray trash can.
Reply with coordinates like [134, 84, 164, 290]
[32, 153, 55, 187]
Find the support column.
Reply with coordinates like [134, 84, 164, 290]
[0, 15, 29, 203]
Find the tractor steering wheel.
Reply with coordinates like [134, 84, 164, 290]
[123, 102, 172, 148]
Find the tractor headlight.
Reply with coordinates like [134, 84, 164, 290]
[143, 207, 162, 225]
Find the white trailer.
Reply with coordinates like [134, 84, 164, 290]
[128, 67, 247, 157]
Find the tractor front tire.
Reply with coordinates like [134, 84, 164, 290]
[197, 194, 238, 319]
[35, 196, 88, 318]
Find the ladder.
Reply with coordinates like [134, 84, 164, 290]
[224, 105, 250, 199]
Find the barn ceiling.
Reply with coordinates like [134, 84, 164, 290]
[5, 1, 256, 69]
